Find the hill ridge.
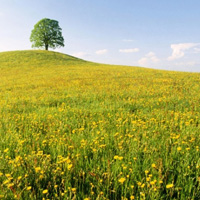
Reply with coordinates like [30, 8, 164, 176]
[0, 50, 87, 68]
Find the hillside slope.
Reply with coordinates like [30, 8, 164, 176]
[0, 50, 87, 68]
[0, 50, 200, 199]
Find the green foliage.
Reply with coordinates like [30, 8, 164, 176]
[30, 18, 64, 50]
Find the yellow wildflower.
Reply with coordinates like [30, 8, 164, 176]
[177, 147, 182, 151]
[166, 183, 174, 189]
[152, 163, 156, 168]
[114, 155, 119, 159]
[43, 189, 48, 194]
[4, 148, 9, 153]
[67, 164, 73, 170]
[71, 188, 76, 193]
[27, 186, 32, 191]
[118, 177, 126, 184]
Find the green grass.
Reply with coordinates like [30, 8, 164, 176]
[0, 50, 199, 199]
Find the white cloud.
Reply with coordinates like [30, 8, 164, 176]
[146, 52, 160, 63]
[146, 52, 155, 57]
[194, 48, 200, 53]
[138, 51, 160, 66]
[168, 43, 200, 61]
[151, 56, 160, 63]
[138, 57, 148, 66]
[95, 49, 108, 55]
[71, 52, 89, 58]
[122, 39, 134, 42]
[119, 48, 139, 53]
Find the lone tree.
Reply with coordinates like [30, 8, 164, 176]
[30, 18, 64, 50]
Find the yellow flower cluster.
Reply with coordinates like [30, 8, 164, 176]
[0, 51, 199, 199]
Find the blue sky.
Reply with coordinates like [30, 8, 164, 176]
[0, 0, 200, 72]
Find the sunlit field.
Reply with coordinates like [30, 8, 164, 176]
[0, 50, 199, 200]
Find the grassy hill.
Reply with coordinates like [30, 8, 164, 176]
[0, 50, 86, 67]
[0, 50, 199, 199]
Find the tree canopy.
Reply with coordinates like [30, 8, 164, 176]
[30, 18, 64, 50]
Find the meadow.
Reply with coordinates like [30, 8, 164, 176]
[0, 50, 199, 200]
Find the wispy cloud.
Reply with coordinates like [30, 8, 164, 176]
[95, 49, 108, 55]
[72, 52, 89, 58]
[122, 39, 134, 42]
[138, 52, 160, 66]
[138, 57, 148, 66]
[146, 52, 160, 62]
[119, 48, 139, 53]
[168, 43, 200, 61]
[194, 48, 200, 53]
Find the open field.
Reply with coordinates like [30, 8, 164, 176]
[0, 50, 199, 199]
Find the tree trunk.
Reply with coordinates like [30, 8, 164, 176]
[45, 44, 48, 50]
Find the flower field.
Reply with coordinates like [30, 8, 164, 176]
[0, 50, 199, 199]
